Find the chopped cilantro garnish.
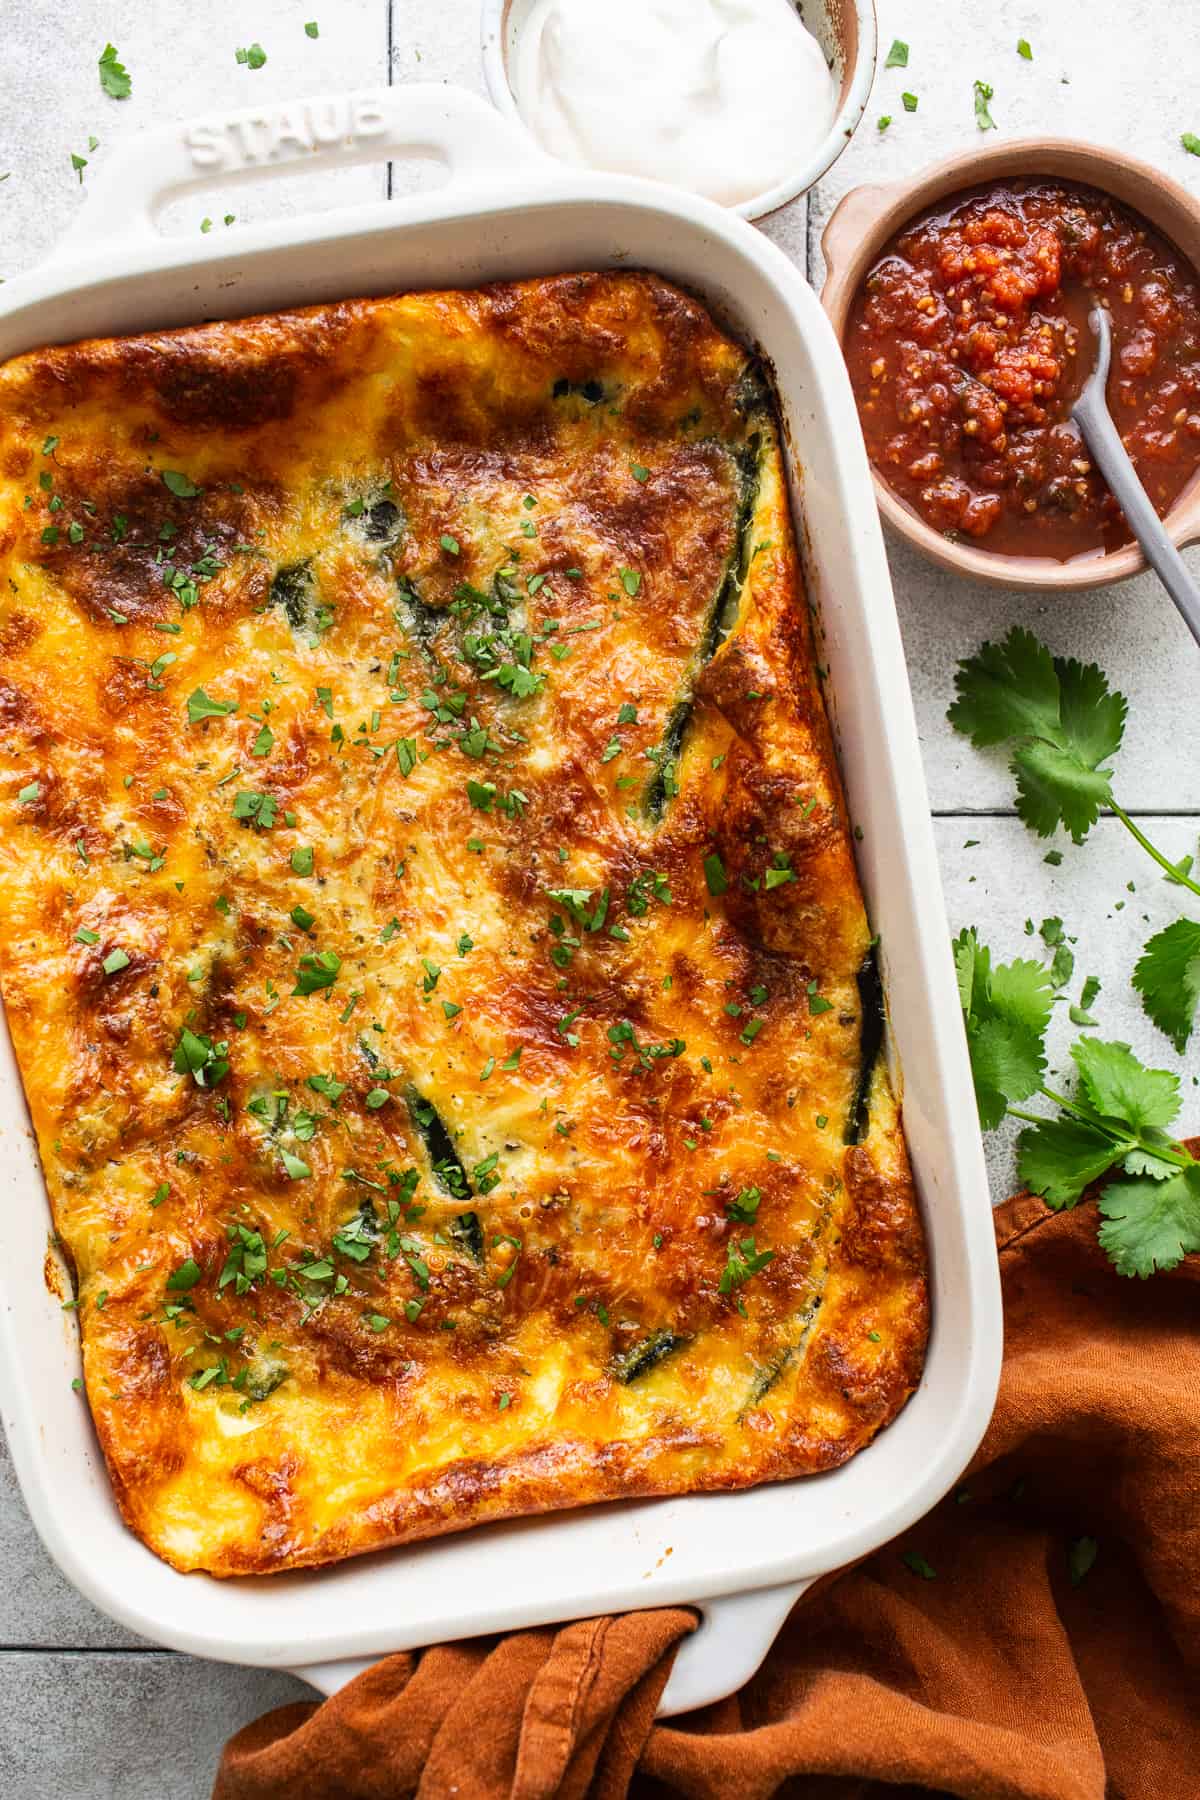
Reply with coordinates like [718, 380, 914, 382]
[186, 687, 237, 723]
[719, 1234, 774, 1294]
[396, 737, 418, 777]
[232, 790, 278, 830]
[98, 42, 132, 98]
[172, 1027, 229, 1088]
[703, 852, 728, 897]
[726, 1187, 761, 1222]
[160, 469, 201, 498]
[307, 1073, 346, 1103]
[293, 950, 341, 995]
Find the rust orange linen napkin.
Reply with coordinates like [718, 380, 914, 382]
[214, 1183, 1200, 1800]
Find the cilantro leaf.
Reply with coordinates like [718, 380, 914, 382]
[949, 631, 1125, 843]
[98, 43, 131, 99]
[948, 629, 1062, 747]
[703, 852, 728, 896]
[187, 687, 237, 725]
[172, 1027, 229, 1089]
[545, 887, 594, 926]
[1121, 1143, 1182, 1181]
[1071, 1038, 1181, 1134]
[954, 928, 1054, 1127]
[971, 1016, 1045, 1130]
[1013, 741, 1113, 842]
[988, 956, 1056, 1038]
[161, 469, 201, 498]
[953, 925, 988, 1015]
[1055, 657, 1127, 768]
[719, 1234, 774, 1294]
[293, 950, 341, 995]
[1069, 973, 1101, 1028]
[1015, 1115, 1121, 1208]
[1133, 918, 1200, 1053]
[1096, 1166, 1200, 1277]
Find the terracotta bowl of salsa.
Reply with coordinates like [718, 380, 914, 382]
[821, 139, 1200, 588]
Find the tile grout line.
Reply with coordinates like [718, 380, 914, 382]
[929, 808, 1200, 821]
[386, 0, 394, 201]
[0, 1646, 177, 1658]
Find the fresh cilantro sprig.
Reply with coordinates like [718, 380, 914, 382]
[955, 927, 1200, 1277]
[950, 629, 1200, 1051]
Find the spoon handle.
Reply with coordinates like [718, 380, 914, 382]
[1074, 386, 1200, 650]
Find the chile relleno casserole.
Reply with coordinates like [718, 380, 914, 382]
[0, 274, 927, 1575]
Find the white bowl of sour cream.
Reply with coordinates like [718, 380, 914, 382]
[481, 0, 877, 221]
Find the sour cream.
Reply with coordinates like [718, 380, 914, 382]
[511, 0, 838, 208]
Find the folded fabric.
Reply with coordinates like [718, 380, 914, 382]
[214, 1181, 1200, 1800]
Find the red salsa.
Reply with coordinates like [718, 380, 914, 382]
[845, 180, 1200, 560]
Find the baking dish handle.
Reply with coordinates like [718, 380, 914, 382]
[288, 1577, 809, 1718]
[49, 84, 554, 260]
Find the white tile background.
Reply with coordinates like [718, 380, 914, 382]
[2, 1, 1198, 1791]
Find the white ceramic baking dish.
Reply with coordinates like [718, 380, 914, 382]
[0, 85, 1002, 1717]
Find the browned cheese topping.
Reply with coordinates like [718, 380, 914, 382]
[0, 273, 927, 1573]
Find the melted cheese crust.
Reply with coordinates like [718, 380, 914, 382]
[0, 274, 927, 1575]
